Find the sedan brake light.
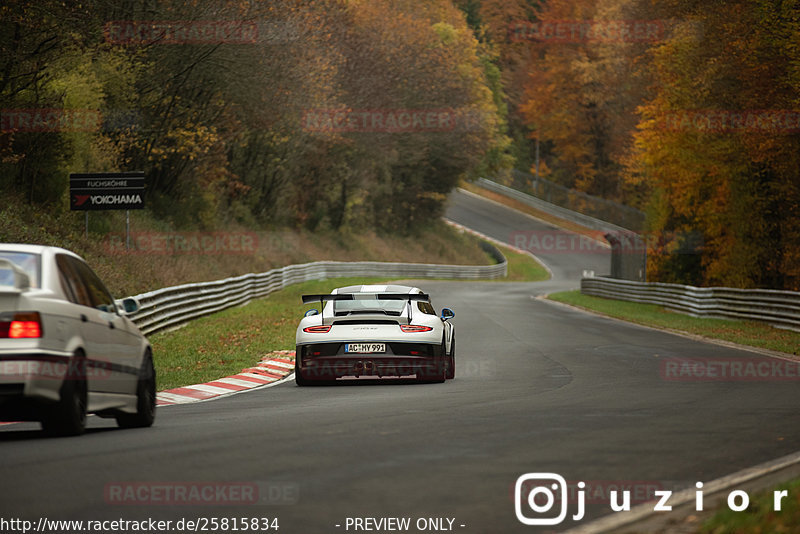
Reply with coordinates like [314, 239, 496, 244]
[1, 312, 43, 339]
[303, 325, 332, 333]
[400, 325, 433, 333]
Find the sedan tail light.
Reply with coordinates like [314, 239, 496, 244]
[0, 312, 43, 339]
[303, 325, 332, 333]
[400, 325, 433, 333]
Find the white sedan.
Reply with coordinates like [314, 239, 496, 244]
[0, 244, 154, 435]
[295, 284, 455, 385]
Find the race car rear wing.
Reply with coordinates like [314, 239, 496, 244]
[301, 293, 430, 323]
[301, 293, 430, 304]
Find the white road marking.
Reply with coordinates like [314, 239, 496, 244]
[183, 384, 239, 395]
[215, 377, 264, 388]
[239, 372, 277, 381]
[259, 360, 294, 369]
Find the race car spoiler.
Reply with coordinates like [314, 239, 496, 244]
[301, 293, 430, 304]
[301, 293, 431, 323]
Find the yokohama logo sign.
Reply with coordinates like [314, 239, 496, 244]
[69, 172, 145, 211]
[74, 194, 143, 207]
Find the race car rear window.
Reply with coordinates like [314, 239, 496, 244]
[334, 295, 407, 316]
[0, 252, 41, 289]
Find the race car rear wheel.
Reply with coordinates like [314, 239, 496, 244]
[417, 340, 446, 383]
[446, 334, 455, 380]
[295, 368, 310, 386]
[295, 349, 310, 386]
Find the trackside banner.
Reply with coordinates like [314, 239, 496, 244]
[69, 171, 145, 211]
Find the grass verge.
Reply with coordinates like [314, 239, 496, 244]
[701, 478, 800, 533]
[547, 290, 800, 356]
[498, 243, 550, 282]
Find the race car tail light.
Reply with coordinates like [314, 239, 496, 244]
[0, 312, 43, 339]
[303, 325, 332, 333]
[400, 325, 433, 333]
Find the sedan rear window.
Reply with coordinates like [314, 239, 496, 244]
[0, 252, 41, 289]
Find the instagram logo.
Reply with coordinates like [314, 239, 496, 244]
[515, 473, 584, 525]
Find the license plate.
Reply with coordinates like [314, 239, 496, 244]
[345, 343, 385, 354]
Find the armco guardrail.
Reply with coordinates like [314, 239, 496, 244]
[581, 276, 800, 332]
[476, 178, 636, 234]
[125, 251, 506, 336]
[508, 169, 646, 231]
[474, 178, 647, 281]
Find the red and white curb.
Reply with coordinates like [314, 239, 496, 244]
[156, 350, 295, 406]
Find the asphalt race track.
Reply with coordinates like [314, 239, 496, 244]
[2, 190, 799, 533]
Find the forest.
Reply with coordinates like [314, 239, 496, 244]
[471, 0, 800, 290]
[1, 0, 798, 289]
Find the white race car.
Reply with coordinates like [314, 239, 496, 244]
[295, 284, 455, 385]
[0, 244, 155, 435]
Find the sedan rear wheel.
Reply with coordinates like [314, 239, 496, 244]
[42, 354, 87, 436]
[116, 352, 156, 429]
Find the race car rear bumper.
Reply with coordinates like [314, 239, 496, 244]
[296, 342, 446, 380]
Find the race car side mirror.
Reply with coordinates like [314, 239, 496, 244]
[305, 309, 320, 317]
[440, 308, 455, 321]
